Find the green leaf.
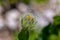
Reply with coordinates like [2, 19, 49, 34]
[53, 16, 60, 26]
[29, 31, 38, 40]
[38, 23, 52, 40]
[18, 28, 29, 40]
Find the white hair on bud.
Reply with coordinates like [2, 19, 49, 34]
[5, 9, 20, 30]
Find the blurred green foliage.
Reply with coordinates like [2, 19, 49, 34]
[0, 0, 49, 5]
[48, 34, 58, 40]
[53, 16, 60, 27]
[0, 0, 30, 5]
[35, 0, 49, 4]
[13, 31, 19, 40]
[19, 0, 30, 5]
[0, 0, 4, 5]
[38, 16, 60, 40]
[9, 0, 18, 4]
[8, 0, 30, 5]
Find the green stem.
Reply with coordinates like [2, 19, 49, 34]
[58, 30, 60, 40]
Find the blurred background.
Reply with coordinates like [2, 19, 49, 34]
[0, 0, 60, 40]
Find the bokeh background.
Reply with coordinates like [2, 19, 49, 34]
[0, 0, 60, 40]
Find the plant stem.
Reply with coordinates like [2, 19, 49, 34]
[58, 30, 60, 40]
